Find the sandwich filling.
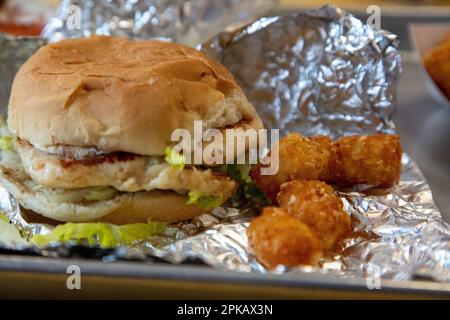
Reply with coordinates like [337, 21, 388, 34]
[0, 123, 236, 222]
[14, 138, 235, 196]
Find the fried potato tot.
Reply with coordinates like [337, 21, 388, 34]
[247, 207, 323, 269]
[424, 34, 450, 100]
[310, 135, 339, 180]
[277, 180, 351, 250]
[332, 134, 402, 186]
[250, 133, 333, 202]
[251, 133, 402, 201]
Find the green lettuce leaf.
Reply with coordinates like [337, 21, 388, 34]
[215, 164, 270, 207]
[31, 222, 166, 248]
[219, 164, 252, 183]
[0, 213, 9, 223]
[0, 136, 14, 151]
[186, 191, 223, 209]
[164, 146, 185, 170]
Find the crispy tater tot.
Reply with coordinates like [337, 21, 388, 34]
[250, 133, 332, 202]
[424, 34, 450, 100]
[332, 134, 402, 186]
[251, 133, 402, 200]
[247, 207, 323, 269]
[310, 135, 338, 180]
[277, 180, 351, 250]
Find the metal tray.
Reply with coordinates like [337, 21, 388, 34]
[0, 254, 449, 299]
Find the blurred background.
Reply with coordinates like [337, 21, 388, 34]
[0, 0, 58, 35]
[0, 0, 449, 39]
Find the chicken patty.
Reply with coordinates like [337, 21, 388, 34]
[15, 139, 236, 197]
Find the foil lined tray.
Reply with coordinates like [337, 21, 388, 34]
[0, 3, 449, 283]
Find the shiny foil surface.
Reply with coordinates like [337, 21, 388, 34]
[42, 0, 278, 46]
[0, 4, 448, 282]
[200, 5, 401, 138]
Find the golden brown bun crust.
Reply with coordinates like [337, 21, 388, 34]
[8, 36, 262, 156]
[97, 191, 208, 224]
[21, 191, 209, 225]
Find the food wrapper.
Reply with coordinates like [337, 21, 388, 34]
[0, 3, 449, 282]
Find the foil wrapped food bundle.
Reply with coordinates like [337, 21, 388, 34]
[0, 1, 449, 282]
[43, 0, 278, 45]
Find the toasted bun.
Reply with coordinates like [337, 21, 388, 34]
[0, 162, 210, 223]
[8, 36, 263, 156]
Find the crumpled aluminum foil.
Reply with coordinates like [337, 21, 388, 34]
[42, 0, 278, 46]
[106, 154, 450, 282]
[0, 4, 449, 282]
[200, 6, 401, 138]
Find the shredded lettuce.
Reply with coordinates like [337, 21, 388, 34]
[116, 223, 166, 243]
[218, 164, 252, 183]
[241, 182, 270, 205]
[0, 136, 14, 151]
[186, 191, 223, 209]
[31, 222, 166, 248]
[164, 146, 185, 170]
[0, 213, 9, 223]
[216, 164, 271, 207]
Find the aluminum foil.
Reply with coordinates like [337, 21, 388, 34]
[42, 0, 278, 46]
[0, 4, 449, 282]
[200, 6, 401, 138]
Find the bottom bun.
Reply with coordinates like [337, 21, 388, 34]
[0, 163, 209, 224]
[97, 191, 209, 224]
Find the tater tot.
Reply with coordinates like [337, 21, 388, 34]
[310, 135, 338, 181]
[277, 180, 351, 250]
[424, 34, 450, 100]
[251, 133, 402, 200]
[247, 207, 323, 269]
[332, 134, 402, 186]
[250, 133, 333, 202]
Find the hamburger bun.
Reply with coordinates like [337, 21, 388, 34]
[2, 37, 261, 224]
[7, 36, 263, 156]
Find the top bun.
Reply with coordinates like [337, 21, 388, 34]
[8, 36, 263, 156]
